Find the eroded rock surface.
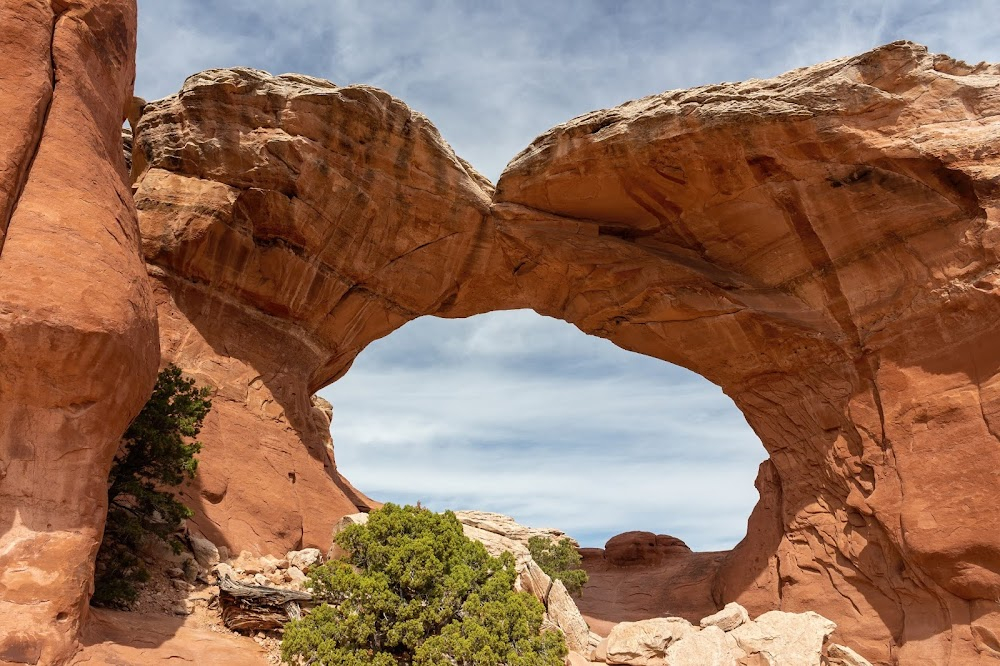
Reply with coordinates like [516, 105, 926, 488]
[0, 1, 158, 663]
[128, 41, 1000, 664]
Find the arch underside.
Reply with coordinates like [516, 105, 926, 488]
[131, 43, 1000, 664]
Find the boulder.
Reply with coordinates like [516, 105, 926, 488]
[664, 625, 746, 666]
[605, 617, 696, 665]
[286, 567, 307, 585]
[213, 562, 237, 581]
[328, 513, 370, 560]
[287, 548, 323, 572]
[260, 555, 280, 575]
[189, 533, 221, 568]
[592, 637, 609, 662]
[457, 515, 592, 654]
[730, 611, 836, 666]
[700, 602, 750, 632]
[235, 551, 263, 575]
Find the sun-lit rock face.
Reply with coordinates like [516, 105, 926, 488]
[128, 41, 1000, 664]
[0, 1, 158, 663]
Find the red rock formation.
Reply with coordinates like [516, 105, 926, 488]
[577, 533, 726, 637]
[130, 42, 1000, 664]
[0, 1, 158, 664]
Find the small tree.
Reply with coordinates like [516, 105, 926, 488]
[92, 364, 212, 608]
[528, 536, 589, 597]
[281, 504, 567, 666]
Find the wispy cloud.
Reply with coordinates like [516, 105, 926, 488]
[136, 1, 1000, 549]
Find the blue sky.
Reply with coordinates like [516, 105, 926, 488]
[135, 1, 1000, 549]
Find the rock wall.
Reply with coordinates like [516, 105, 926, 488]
[0, 1, 158, 664]
[129, 42, 1000, 664]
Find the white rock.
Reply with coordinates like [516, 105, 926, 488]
[286, 566, 307, 584]
[730, 611, 836, 666]
[664, 625, 745, 665]
[591, 637, 609, 663]
[548, 579, 592, 654]
[700, 602, 750, 632]
[565, 652, 598, 665]
[825, 643, 873, 666]
[453, 510, 575, 548]
[605, 617, 696, 666]
[327, 513, 368, 559]
[212, 562, 236, 581]
[188, 533, 220, 568]
[235, 550, 262, 575]
[260, 554, 279, 575]
[287, 548, 322, 571]
[253, 573, 269, 586]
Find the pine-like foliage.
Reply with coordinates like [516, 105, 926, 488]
[281, 504, 568, 666]
[527, 536, 589, 597]
[92, 364, 212, 608]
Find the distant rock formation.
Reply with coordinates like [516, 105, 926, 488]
[577, 532, 727, 635]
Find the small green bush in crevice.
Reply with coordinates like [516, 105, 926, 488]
[280, 503, 568, 666]
[527, 536, 589, 597]
[92, 364, 212, 609]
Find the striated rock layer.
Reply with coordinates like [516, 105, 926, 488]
[0, 1, 158, 664]
[128, 41, 1000, 664]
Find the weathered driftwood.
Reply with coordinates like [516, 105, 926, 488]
[218, 573, 312, 632]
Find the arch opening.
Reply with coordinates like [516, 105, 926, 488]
[321, 309, 767, 552]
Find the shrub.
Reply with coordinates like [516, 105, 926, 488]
[281, 504, 567, 665]
[527, 536, 589, 597]
[92, 364, 212, 608]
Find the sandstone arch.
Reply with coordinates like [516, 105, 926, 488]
[129, 42, 1000, 664]
[1, 20, 998, 662]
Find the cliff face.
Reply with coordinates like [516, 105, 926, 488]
[0, 1, 158, 664]
[129, 42, 1000, 664]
